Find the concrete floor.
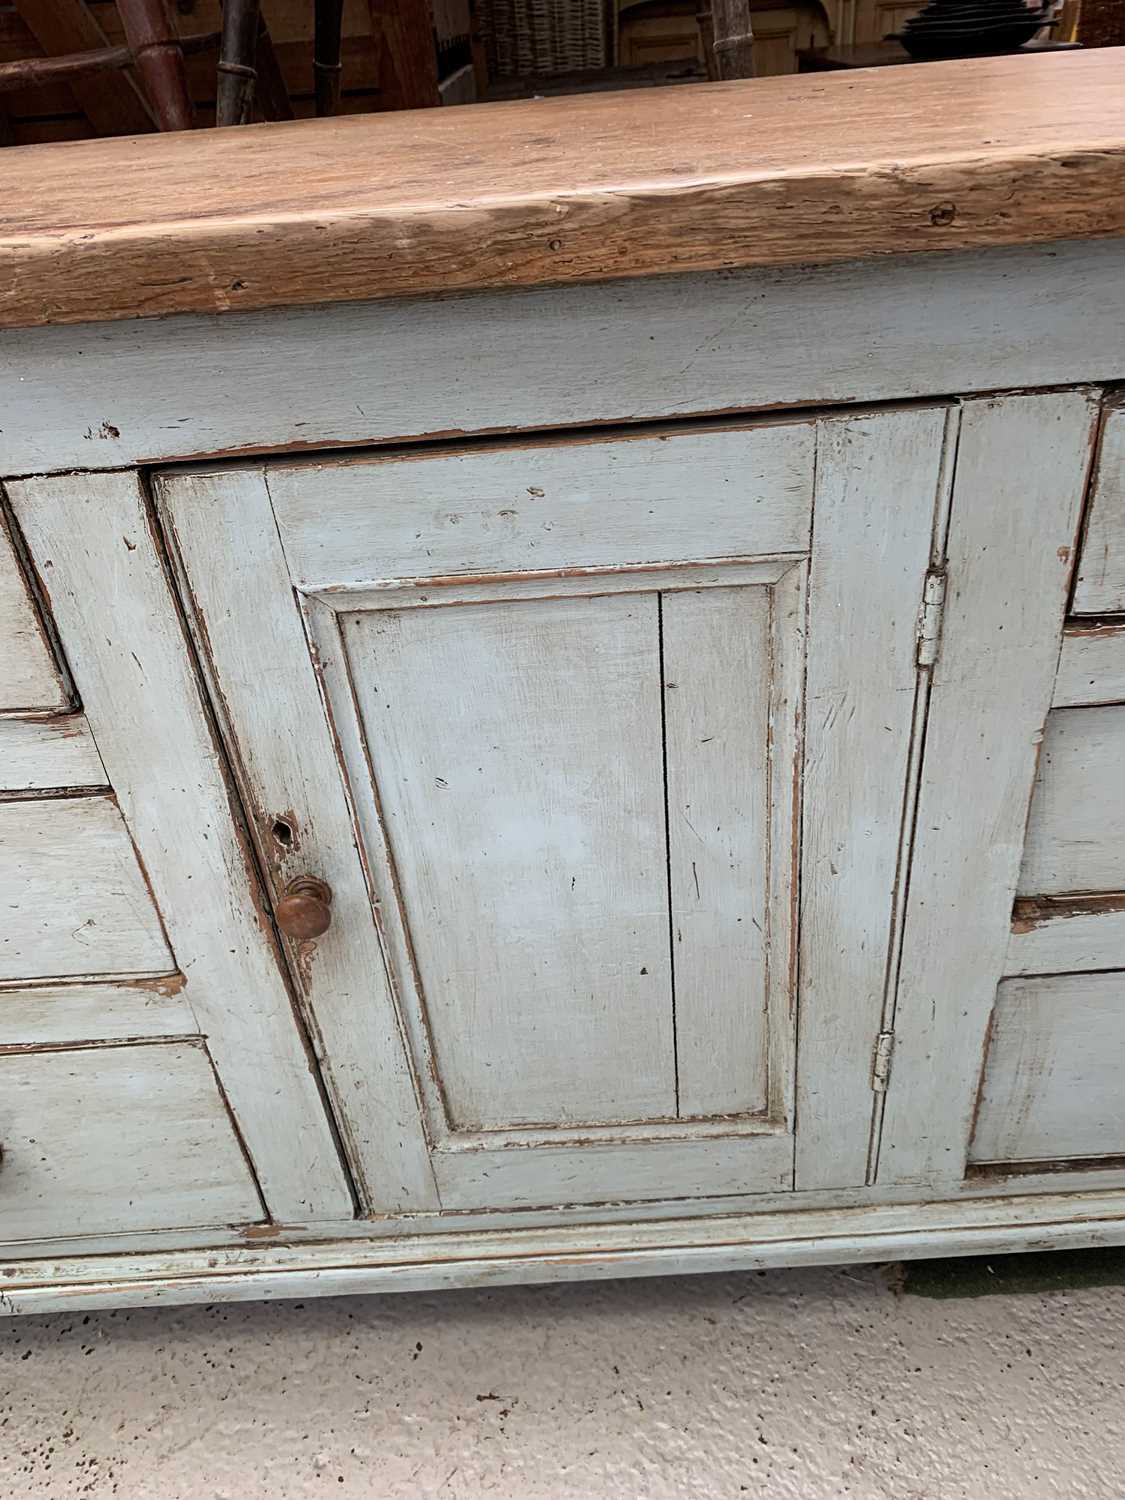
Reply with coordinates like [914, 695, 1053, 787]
[2, 1261, 1123, 1498]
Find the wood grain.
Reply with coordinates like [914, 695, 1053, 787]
[0, 979, 195, 1047]
[1018, 705, 1125, 896]
[1053, 621, 1125, 708]
[154, 467, 439, 1214]
[344, 592, 677, 1132]
[795, 406, 950, 1190]
[0, 1041, 263, 1241]
[878, 392, 1099, 1188]
[0, 796, 173, 982]
[970, 973, 1125, 1165]
[1074, 403, 1125, 614]
[662, 585, 771, 1119]
[1, 51, 1124, 328]
[10, 1185, 1125, 1314]
[0, 512, 68, 713]
[1007, 894, 1125, 977]
[265, 421, 815, 592]
[7, 471, 353, 1223]
[0, 713, 106, 793]
[4, 240, 1124, 479]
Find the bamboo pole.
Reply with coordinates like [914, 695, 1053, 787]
[709, 0, 755, 78]
[216, 0, 261, 126]
[117, 0, 194, 130]
[0, 31, 220, 97]
[314, 0, 346, 116]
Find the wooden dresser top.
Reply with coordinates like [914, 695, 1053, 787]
[2, 48, 1124, 330]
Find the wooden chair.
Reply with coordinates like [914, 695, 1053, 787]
[0, 0, 292, 136]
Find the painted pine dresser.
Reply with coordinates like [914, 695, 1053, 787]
[3, 51, 1125, 1314]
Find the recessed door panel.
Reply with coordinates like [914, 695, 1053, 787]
[344, 592, 675, 1132]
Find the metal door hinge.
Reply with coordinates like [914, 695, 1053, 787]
[871, 1031, 895, 1093]
[916, 567, 947, 667]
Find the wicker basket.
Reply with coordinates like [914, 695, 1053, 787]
[479, 0, 611, 77]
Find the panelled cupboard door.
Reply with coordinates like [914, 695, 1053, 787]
[158, 409, 952, 1215]
[876, 392, 1101, 1189]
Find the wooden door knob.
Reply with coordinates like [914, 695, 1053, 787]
[276, 876, 333, 939]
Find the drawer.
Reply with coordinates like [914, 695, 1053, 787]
[1017, 705, 1125, 897]
[970, 972, 1125, 1166]
[0, 796, 173, 982]
[1074, 403, 1125, 614]
[1053, 621, 1125, 708]
[0, 1041, 263, 1241]
[0, 511, 69, 714]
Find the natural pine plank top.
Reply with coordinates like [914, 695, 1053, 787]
[2, 48, 1125, 329]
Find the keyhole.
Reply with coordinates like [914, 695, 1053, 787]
[271, 817, 295, 848]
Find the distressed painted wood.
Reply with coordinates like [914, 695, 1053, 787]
[2, 51, 1124, 330]
[311, 558, 797, 614]
[0, 512, 68, 712]
[4, 240, 1125, 478]
[878, 392, 1099, 1189]
[970, 973, 1125, 1165]
[430, 1131, 794, 1211]
[1074, 403, 1125, 614]
[161, 426, 867, 1214]
[0, 1042, 263, 1241]
[345, 593, 676, 1132]
[663, 586, 771, 1118]
[265, 421, 815, 591]
[305, 576, 806, 1203]
[0, 979, 195, 1047]
[311, 575, 810, 1203]
[158, 405, 963, 1216]
[1053, 622, 1125, 708]
[154, 467, 438, 1215]
[8, 1185, 1125, 1315]
[1007, 896, 1125, 978]
[0, 713, 106, 793]
[795, 405, 952, 1190]
[1018, 706, 1125, 897]
[0, 796, 173, 982]
[6, 471, 352, 1223]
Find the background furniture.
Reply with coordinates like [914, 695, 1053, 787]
[0, 0, 478, 143]
[2, 50, 1125, 1314]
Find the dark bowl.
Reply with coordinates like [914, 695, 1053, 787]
[904, 4, 1050, 25]
[892, 18, 1050, 53]
[914, 1, 1042, 12]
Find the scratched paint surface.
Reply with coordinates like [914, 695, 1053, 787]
[3, 1265, 1124, 1497]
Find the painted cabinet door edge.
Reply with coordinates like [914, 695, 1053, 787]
[877, 390, 1101, 1188]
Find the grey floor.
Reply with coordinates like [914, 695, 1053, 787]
[3, 1260, 1123, 1498]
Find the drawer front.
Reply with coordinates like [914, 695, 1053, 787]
[1017, 705, 1125, 898]
[1074, 404, 1125, 614]
[0, 796, 174, 982]
[970, 972, 1125, 1166]
[1053, 621, 1125, 709]
[0, 511, 69, 714]
[0, 1042, 263, 1241]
